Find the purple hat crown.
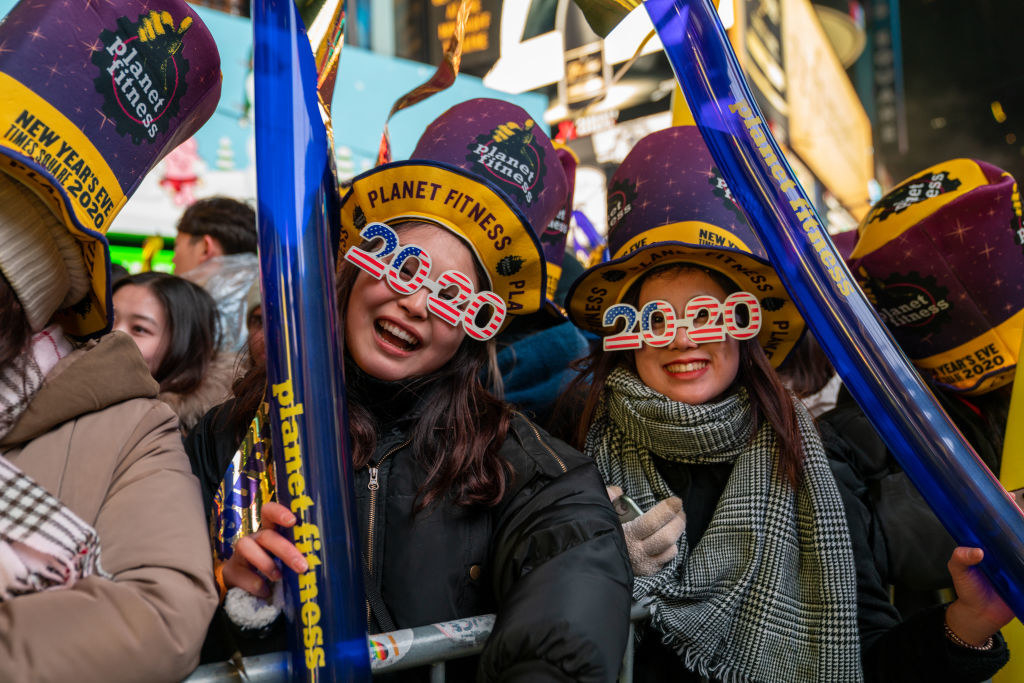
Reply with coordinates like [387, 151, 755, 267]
[412, 98, 567, 238]
[852, 159, 1024, 351]
[538, 146, 577, 270]
[0, 1, 220, 199]
[605, 126, 767, 259]
[0, 0, 220, 336]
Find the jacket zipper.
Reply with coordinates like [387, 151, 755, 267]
[362, 420, 563, 622]
[364, 438, 411, 624]
[521, 415, 567, 473]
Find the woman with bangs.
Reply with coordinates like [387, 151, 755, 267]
[189, 99, 631, 682]
[112, 271, 235, 433]
[563, 126, 1012, 682]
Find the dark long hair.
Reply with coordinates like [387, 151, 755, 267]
[0, 273, 32, 374]
[113, 272, 220, 395]
[230, 223, 513, 509]
[565, 263, 805, 488]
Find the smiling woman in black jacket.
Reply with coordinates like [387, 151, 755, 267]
[191, 99, 632, 682]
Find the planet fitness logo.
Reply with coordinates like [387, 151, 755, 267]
[539, 204, 569, 266]
[601, 269, 626, 282]
[607, 178, 638, 233]
[865, 271, 952, 333]
[467, 119, 546, 206]
[496, 255, 524, 276]
[92, 11, 192, 143]
[866, 170, 961, 224]
[540, 207, 570, 249]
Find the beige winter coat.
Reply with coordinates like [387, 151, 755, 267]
[0, 332, 218, 683]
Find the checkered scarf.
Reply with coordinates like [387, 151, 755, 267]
[0, 326, 108, 599]
[0, 455, 110, 600]
[586, 367, 862, 682]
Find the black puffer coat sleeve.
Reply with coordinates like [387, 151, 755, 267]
[830, 455, 1009, 681]
[478, 416, 633, 682]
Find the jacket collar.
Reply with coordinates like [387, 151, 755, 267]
[0, 332, 158, 446]
[157, 351, 236, 433]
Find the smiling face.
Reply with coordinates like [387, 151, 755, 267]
[344, 222, 481, 382]
[112, 283, 170, 376]
[632, 267, 741, 405]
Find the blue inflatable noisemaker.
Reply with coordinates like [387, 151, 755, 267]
[253, 0, 370, 678]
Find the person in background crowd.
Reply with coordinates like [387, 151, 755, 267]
[777, 332, 843, 416]
[173, 196, 259, 353]
[820, 158, 1021, 616]
[109, 262, 130, 288]
[563, 127, 1011, 682]
[184, 280, 264, 519]
[113, 272, 236, 433]
[243, 280, 265, 365]
[189, 99, 632, 681]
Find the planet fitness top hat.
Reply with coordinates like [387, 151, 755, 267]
[339, 98, 568, 324]
[849, 159, 1024, 394]
[566, 126, 803, 367]
[0, 0, 221, 337]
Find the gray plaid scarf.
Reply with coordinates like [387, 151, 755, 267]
[586, 367, 862, 682]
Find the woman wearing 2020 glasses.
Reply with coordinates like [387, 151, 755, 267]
[563, 126, 1012, 683]
[191, 99, 632, 682]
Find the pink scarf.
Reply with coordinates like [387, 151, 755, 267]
[0, 325, 72, 440]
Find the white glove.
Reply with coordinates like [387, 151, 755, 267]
[607, 486, 686, 576]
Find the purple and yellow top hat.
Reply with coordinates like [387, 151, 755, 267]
[849, 159, 1024, 394]
[0, 0, 221, 337]
[339, 98, 568, 324]
[566, 126, 803, 367]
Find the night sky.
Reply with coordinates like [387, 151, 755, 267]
[891, 0, 1024, 185]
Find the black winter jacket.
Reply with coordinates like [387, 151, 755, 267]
[187, 388, 632, 681]
[818, 386, 1008, 593]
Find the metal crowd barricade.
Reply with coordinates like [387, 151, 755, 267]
[184, 602, 653, 683]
